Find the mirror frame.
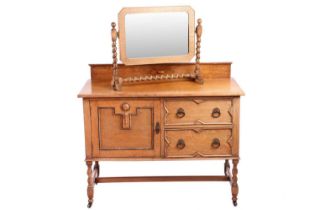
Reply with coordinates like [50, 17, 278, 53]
[118, 6, 195, 65]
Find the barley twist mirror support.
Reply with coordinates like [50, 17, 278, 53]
[110, 6, 204, 91]
[111, 22, 123, 91]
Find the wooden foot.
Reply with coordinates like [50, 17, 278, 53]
[194, 76, 204, 84]
[231, 159, 239, 206]
[86, 161, 94, 208]
[111, 77, 123, 91]
[233, 200, 237, 206]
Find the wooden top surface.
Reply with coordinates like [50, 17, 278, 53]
[78, 78, 244, 98]
[77, 63, 244, 98]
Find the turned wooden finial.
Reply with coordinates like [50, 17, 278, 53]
[111, 22, 117, 41]
[111, 22, 122, 91]
[197, 18, 202, 34]
[194, 18, 204, 84]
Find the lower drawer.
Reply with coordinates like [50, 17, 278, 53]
[164, 129, 232, 158]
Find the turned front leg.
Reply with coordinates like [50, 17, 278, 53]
[86, 161, 94, 208]
[231, 159, 239, 206]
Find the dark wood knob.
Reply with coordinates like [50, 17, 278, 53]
[211, 107, 221, 118]
[176, 108, 185, 118]
[176, 139, 186, 149]
[211, 138, 220, 149]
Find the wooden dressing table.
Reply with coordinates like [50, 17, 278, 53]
[79, 5, 244, 208]
[78, 62, 244, 207]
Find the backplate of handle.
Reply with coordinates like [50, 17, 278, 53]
[176, 139, 186, 149]
[211, 107, 221, 118]
[176, 108, 185, 118]
[211, 138, 221, 149]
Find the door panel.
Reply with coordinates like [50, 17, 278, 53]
[90, 99, 160, 158]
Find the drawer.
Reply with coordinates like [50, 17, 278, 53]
[164, 98, 232, 125]
[90, 99, 161, 158]
[164, 129, 232, 158]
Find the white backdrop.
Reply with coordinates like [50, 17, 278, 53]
[1, 0, 315, 209]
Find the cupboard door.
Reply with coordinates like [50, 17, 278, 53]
[90, 99, 161, 158]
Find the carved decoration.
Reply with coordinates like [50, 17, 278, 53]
[227, 135, 233, 149]
[228, 106, 233, 121]
[191, 128, 204, 133]
[194, 119, 213, 125]
[120, 103, 131, 129]
[164, 136, 170, 157]
[109, 103, 141, 130]
[165, 119, 233, 127]
[192, 99, 206, 104]
[163, 101, 169, 125]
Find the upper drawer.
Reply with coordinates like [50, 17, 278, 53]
[164, 98, 232, 126]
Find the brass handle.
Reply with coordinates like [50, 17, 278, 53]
[176, 108, 185, 118]
[155, 122, 160, 134]
[176, 139, 186, 149]
[211, 138, 221, 149]
[211, 107, 221, 118]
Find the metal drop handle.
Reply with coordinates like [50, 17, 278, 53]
[176, 139, 186, 149]
[211, 138, 221, 149]
[176, 108, 185, 118]
[211, 107, 221, 118]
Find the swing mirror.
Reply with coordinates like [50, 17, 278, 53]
[118, 6, 195, 65]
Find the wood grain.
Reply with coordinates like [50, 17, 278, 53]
[78, 79, 244, 98]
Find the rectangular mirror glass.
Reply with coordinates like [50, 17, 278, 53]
[118, 6, 195, 65]
[125, 12, 188, 58]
